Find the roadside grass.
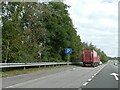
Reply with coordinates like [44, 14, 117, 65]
[0, 38, 1, 45]
[1, 65, 76, 77]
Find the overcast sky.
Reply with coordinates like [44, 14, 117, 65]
[64, 0, 118, 57]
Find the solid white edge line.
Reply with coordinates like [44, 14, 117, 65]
[7, 64, 107, 88]
[6, 68, 71, 88]
[97, 64, 106, 74]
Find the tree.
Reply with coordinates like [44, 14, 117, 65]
[2, 1, 108, 63]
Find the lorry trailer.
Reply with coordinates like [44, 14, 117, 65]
[82, 50, 100, 67]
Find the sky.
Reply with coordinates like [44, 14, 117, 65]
[64, 0, 119, 57]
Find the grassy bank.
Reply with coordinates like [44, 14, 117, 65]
[1, 65, 76, 77]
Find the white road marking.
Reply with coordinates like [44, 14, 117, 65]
[88, 78, 92, 81]
[83, 82, 88, 86]
[95, 73, 98, 75]
[82, 64, 107, 87]
[73, 68, 76, 70]
[96, 64, 106, 75]
[7, 64, 107, 88]
[6, 68, 71, 88]
[110, 73, 119, 81]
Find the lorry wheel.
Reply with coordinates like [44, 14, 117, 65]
[83, 63, 85, 67]
[92, 63, 95, 67]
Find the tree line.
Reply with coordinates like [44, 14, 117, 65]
[2, 2, 108, 63]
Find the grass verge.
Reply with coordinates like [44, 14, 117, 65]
[1, 65, 76, 77]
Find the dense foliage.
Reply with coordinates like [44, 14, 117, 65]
[2, 2, 108, 63]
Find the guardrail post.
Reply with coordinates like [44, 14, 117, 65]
[24, 66, 26, 70]
[53, 65, 54, 67]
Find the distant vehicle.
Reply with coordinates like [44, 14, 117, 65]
[82, 50, 100, 67]
[114, 62, 117, 65]
[99, 61, 102, 65]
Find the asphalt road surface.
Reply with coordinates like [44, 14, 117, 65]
[2, 60, 119, 90]
[82, 60, 119, 89]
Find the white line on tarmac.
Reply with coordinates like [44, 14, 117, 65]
[6, 68, 71, 88]
[91, 76, 94, 78]
[96, 64, 106, 74]
[83, 82, 88, 86]
[82, 64, 107, 87]
[88, 78, 92, 81]
[95, 73, 98, 75]
[72, 68, 76, 70]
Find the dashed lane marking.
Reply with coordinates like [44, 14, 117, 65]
[88, 78, 92, 81]
[82, 64, 106, 87]
[83, 82, 88, 86]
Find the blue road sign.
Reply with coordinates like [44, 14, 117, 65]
[65, 48, 72, 54]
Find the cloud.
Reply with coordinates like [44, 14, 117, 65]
[64, 0, 118, 57]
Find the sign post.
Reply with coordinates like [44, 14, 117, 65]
[65, 48, 72, 66]
[67, 54, 70, 66]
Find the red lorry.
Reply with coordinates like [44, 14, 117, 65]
[82, 50, 100, 67]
